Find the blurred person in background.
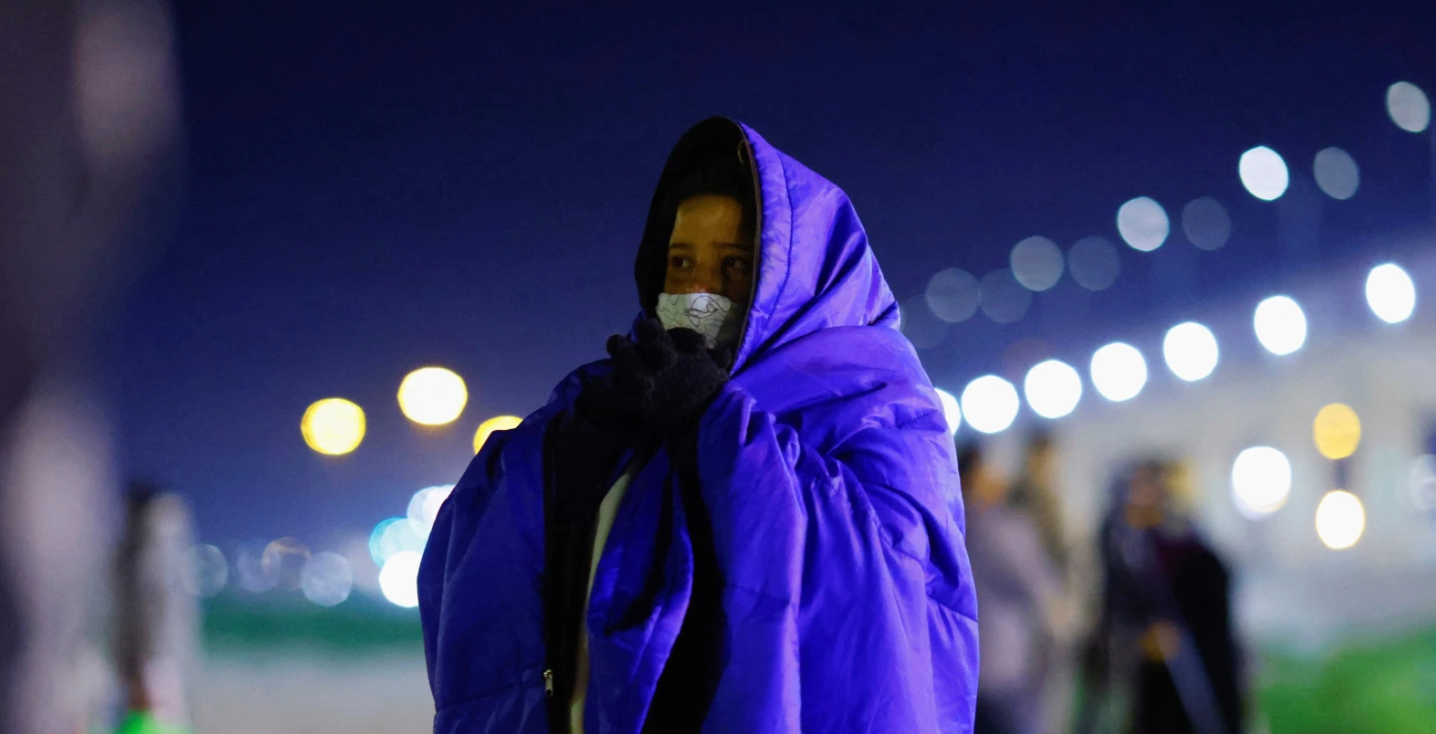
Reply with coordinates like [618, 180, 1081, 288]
[1008, 431, 1081, 733]
[1009, 432, 1068, 575]
[959, 442, 1067, 734]
[0, 0, 180, 731]
[1080, 460, 1244, 734]
[419, 117, 978, 733]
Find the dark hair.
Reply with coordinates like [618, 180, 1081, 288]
[660, 150, 756, 239]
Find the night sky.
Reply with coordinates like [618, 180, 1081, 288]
[105, 1, 1435, 548]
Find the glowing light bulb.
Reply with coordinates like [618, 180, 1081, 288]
[1315, 490, 1365, 550]
[398, 367, 468, 426]
[1231, 446, 1292, 519]
[1253, 295, 1307, 356]
[1239, 146, 1289, 201]
[1312, 403, 1361, 460]
[379, 551, 423, 608]
[300, 398, 366, 455]
[1365, 263, 1416, 324]
[1163, 322, 1219, 382]
[1116, 197, 1169, 252]
[960, 375, 1020, 434]
[1090, 342, 1147, 402]
[1024, 359, 1082, 419]
[474, 415, 523, 453]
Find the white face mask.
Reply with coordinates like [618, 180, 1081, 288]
[655, 292, 743, 350]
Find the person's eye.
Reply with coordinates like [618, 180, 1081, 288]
[670, 255, 693, 270]
[724, 256, 752, 274]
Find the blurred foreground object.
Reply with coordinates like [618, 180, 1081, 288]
[114, 487, 197, 734]
[0, 0, 181, 731]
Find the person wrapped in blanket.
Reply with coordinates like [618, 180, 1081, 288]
[418, 117, 979, 733]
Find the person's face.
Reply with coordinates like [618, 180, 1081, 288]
[1125, 467, 1167, 528]
[664, 194, 755, 306]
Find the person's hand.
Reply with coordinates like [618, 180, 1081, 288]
[599, 318, 731, 434]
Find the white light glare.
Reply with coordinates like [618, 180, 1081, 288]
[1315, 490, 1366, 550]
[1023, 359, 1082, 419]
[407, 484, 455, 538]
[1253, 295, 1307, 356]
[1239, 146, 1289, 201]
[960, 375, 1020, 434]
[934, 388, 962, 435]
[1116, 197, 1169, 252]
[1231, 446, 1292, 519]
[1387, 82, 1431, 134]
[1365, 263, 1416, 324]
[1163, 322, 1219, 382]
[1089, 342, 1147, 403]
[379, 550, 423, 608]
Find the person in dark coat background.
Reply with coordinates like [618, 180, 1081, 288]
[1082, 459, 1245, 734]
[419, 117, 979, 733]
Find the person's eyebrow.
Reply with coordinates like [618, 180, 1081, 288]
[720, 241, 754, 252]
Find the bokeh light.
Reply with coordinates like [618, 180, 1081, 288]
[1315, 490, 1365, 550]
[1231, 446, 1292, 520]
[1313, 147, 1359, 200]
[368, 518, 401, 566]
[234, 540, 275, 593]
[1090, 342, 1147, 402]
[900, 296, 949, 349]
[407, 484, 455, 538]
[300, 398, 366, 456]
[181, 543, 228, 598]
[1162, 322, 1219, 382]
[398, 367, 469, 426]
[1387, 81, 1431, 133]
[1365, 263, 1416, 324]
[925, 268, 981, 323]
[1253, 295, 1307, 356]
[1181, 197, 1232, 251]
[1313, 403, 1361, 460]
[300, 551, 354, 607]
[1408, 455, 1436, 511]
[379, 550, 423, 608]
[1116, 197, 1169, 252]
[474, 415, 523, 454]
[1239, 146, 1289, 201]
[1023, 359, 1082, 419]
[960, 375, 1020, 434]
[978, 269, 1032, 324]
[934, 388, 962, 435]
[1067, 236, 1121, 291]
[376, 517, 425, 566]
[261, 537, 311, 591]
[1010, 236, 1065, 291]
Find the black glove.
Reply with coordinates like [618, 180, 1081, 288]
[596, 318, 732, 435]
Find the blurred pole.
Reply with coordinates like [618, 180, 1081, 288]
[0, 0, 181, 731]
